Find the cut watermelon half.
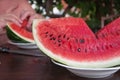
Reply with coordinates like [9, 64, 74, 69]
[33, 17, 120, 68]
[6, 19, 34, 43]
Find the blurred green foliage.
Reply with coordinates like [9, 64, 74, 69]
[29, 0, 120, 32]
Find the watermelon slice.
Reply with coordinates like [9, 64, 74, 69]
[32, 17, 120, 68]
[96, 17, 120, 39]
[6, 19, 34, 43]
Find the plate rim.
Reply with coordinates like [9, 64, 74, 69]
[8, 40, 36, 45]
[51, 59, 120, 70]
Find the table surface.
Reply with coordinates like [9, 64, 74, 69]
[0, 34, 120, 80]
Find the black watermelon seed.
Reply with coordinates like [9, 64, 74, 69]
[45, 32, 48, 34]
[105, 45, 109, 49]
[49, 34, 53, 37]
[58, 35, 61, 38]
[79, 39, 85, 43]
[58, 44, 61, 46]
[52, 37, 56, 40]
[58, 39, 61, 42]
[50, 38, 53, 40]
[67, 37, 70, 40]
[63, 34, 66, 38]
[77, 48, 81, 52]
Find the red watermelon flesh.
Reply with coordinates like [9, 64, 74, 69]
[96, 17, 120, 39]
[33, 17, 120, 68]
[7, 19, 34, 43]
[9, 23, 33, 39]
[37, 17, 96, 54]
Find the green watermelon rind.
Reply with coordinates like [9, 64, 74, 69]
[32, 19, 120, 68]
[6, 24, 34, 43]
[6, 27, 28, 43]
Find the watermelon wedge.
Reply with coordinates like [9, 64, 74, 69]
[96, 17, 120, 39]
[32, 17, 120, 68]
[6, 19, 34, 43]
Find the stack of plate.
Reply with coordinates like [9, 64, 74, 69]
[8, 41, 38, 49]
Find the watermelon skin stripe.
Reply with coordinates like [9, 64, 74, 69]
[32, 18, 120, 68]
[6, 27, 29, 43]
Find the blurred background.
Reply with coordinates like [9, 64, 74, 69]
[29, 0, 120, 32]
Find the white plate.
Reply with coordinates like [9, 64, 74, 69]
[8, 41, 38, 49]
[52, 60, 120, 78]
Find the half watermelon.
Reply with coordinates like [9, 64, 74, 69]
[6, 19, 34, 43]
[33, 17, 120, 68]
